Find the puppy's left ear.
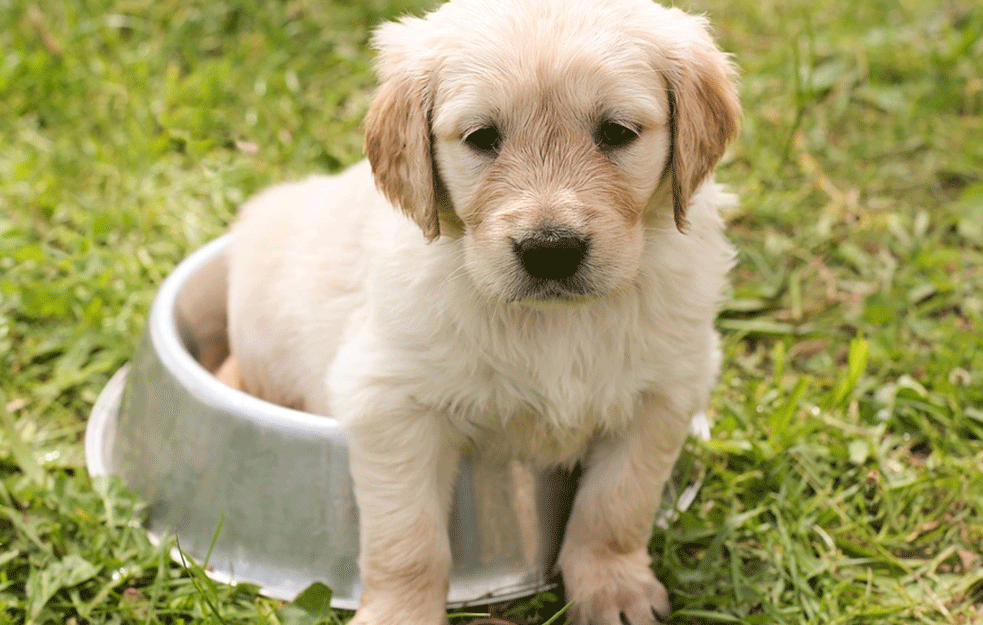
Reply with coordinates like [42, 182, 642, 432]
[364, 19, 441, 241]
[660, 11, 741, 231]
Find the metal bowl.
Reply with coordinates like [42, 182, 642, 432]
[85, 235, 706, 609]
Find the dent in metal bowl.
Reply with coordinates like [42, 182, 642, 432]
[85, 235, 707, 608]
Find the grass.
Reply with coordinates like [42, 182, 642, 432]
[1, 0, 981, 623]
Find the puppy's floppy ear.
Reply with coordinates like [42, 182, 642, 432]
[661, 12, 741, 231]
[364, 19, 440, 241]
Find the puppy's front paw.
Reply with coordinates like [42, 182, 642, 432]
[561, 548, 670, 625]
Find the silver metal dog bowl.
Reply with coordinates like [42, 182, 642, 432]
[85, 235, 707, 609]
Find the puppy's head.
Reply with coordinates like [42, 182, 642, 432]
[365, 0, 739, 302]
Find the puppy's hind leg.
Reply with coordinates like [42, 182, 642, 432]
[558, 394, 691, 625]
[214, 356, 245, 390]
[344, 400, 462, 625]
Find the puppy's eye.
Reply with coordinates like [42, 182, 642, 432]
[595, 121, 639, 151]
[464, 126, 502, 154]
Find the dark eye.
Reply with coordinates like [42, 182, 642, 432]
[464, 126, 502, 154]
[595, 121, 639, 151]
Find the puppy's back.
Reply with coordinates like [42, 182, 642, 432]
[225, 162, 379, 414]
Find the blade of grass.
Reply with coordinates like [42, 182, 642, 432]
[175, 533, 228, 625]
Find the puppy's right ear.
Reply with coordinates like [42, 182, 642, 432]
[364, 19, 440, 241]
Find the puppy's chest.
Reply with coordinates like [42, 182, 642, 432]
[443, 320, 654, 462]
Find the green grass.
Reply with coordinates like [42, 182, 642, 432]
[1, 0, 981, 623]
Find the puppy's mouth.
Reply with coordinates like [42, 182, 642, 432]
[510, 277, 594, 303]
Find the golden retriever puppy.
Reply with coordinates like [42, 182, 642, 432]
[225, 0, 740, 623]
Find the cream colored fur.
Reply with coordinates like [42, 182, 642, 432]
[225, 0, 740, 623]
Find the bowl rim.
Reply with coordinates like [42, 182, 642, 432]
[148, 235, 346, 439]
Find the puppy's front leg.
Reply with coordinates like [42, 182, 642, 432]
[559, 394, 691, 625]
[345, 408, 461, 625]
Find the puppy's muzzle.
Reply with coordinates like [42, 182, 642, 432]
[513, 229, 589, 281]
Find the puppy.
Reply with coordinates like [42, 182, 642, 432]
[224, 0, 740, 623]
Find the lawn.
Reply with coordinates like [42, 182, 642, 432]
[1, 0, 982, 623]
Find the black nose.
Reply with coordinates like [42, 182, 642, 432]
[513, 231, 589, 281]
